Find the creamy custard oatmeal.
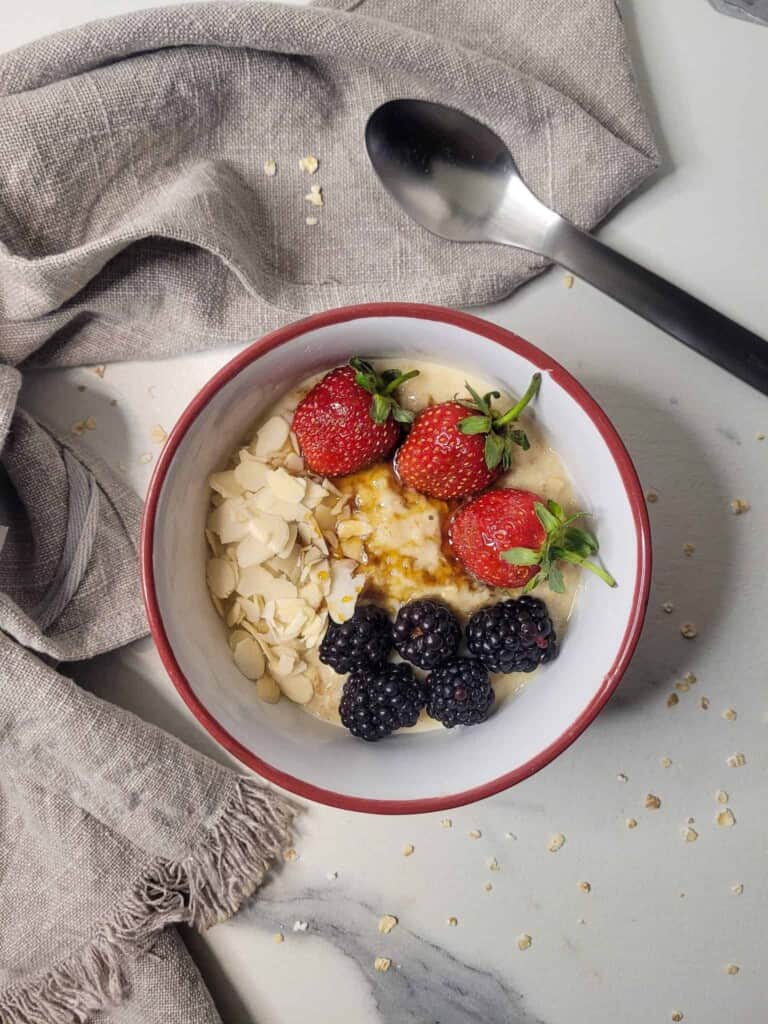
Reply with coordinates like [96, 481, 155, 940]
[204, 357, 614, 741]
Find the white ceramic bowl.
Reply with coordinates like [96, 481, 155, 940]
[141, 303, 651, 813]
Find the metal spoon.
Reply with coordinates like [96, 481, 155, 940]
[365, 99, 768, 395]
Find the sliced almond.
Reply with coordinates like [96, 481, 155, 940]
[268, 467, 307, 503]
[207, 558, 236, 599]
[304, 480, 330, 508]
[233, 638, 266, 680]
[226, 600, 244, 627]
[236, 534, 273, 569]
[236, 564, 275, 597]
[337, 518, 372, 540]
[283, 452, 305, 474]
[256, 675, 281, 703]
[300, 581, 324, 609]
[239, 596, 263, 623]
[208, 497, 251, 544]
[327, 560, 365, 623]
[250, 489, 308, 523]
[234, 459, 271, 492]
[228, 628, 253, 650]
[278, 522, 299, 560]
[341, 537, 364, 562]
[254, 416, 290, 458]
[277, 672, 314, 704]
[209, 470, 244, 498]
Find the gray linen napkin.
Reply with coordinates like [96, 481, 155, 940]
[708, 0, 768, 24]
[0, 2, 657, 1021]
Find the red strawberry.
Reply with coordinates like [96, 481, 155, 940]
[395, 374, 540, 499]
[293, 358, 418, 476]
[449, 489, 616, 593]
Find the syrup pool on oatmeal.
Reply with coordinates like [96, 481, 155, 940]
[203, 358, 579, 732]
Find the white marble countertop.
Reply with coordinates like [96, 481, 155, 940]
[6, 1, 768, 1021]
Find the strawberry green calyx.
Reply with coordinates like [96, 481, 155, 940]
[457, 372, 541, 471]
[502, 499, 617, 595]
[349, 357, 420, 426]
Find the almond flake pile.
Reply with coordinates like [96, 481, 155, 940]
[205, 414, 366, 705]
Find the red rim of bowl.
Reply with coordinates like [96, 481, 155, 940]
[140, 302, 651, 815]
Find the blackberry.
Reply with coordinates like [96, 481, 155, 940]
[339, 663, 427, 741]
[319, 604, 393, 673]
[466, 596, 558, 674]
[393, 599, 462, 669]
[426, 658, 494, 728]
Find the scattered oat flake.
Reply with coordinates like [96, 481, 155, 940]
[299, 155, 319, 174]
[563, 273, 574, 289]
[662, 601, 675, 613]
[645, 794, 661, 810]
[138, 452, 153, 464]
[378, 915, 398, 935]
[441, 818, 452, 829]
[722, 708, 737, 720]
[646, 490, 658, 503]
[684, 672, 697, 684]
[150, 424, 167, 445]
[327, 871, 338, 881]
[676, 680, 691, 692]
[617, 772, 629, 782]
[77, 384, 87, 392]
[548, 833, 566, 852]
[505, 832, 517, 840]
[667, 693, 679, 708]
[517, 934, 532, 951]
[305, 184, 324, 207]
[447, 916, 458, 927]
[683, 543, 695, 556]
[680, 623, 698, 639]
[757, 432, 765, 441]
[468, 830, 482, 839]
[402, 843, 415, 857]
[729, 498, 750, 515]
[727, 753, 746, 768]
[488, 857, 500, 872]
[274, 932, 284, 944]
[374, 957, 392, 973]
[661, 757, 673, 768]
[578, 881, 592, 893]
[110, 398, 118, 407]
[484, 882, 493, 892]
[717, 809, 736, 828]
[683, 827, 698, 843]
[292, 920, 309, 933]
[263, 159, 277, 176]
[731, 883, 744, 895]
[700, 696, 710, 710]
[626, 818, 638, 830]
[671, 1012, 684, 1022]
[283, 848, 299, 862]
[90, 365, 106, 378]
[305, 216, 318, 226]
[725, 963, 740, 975]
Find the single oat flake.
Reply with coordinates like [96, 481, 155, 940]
[717, 809, 736, 828]
[293, 920, 309, 933]
[274, 932, 284, 944]
[683, 827, 698, 843]
[447, 916, 458, 927]
[402, 843, 415, 857]
[548, 833, 566, 852]
[725, 963, 740, 976]
[661, 758, 673, 768]
[731, 883, 744, 896]
[645, 794, 662, 810]
[646, 490, 659, 503]
[671, 1012, 684, 1022]
[517, 934, 532, 951]
[484, 882, 493, 893]
[138, 452, 153, 464]
[488, 857, 500, 871]
[684, 672, 697, 685]
[305, 184, 324, 207]
[729, 498, 750, 514]
[374, 957, 392, 973]
[578, 881, 592, 893]
[150, 424, 167, 445]
[700, 696, 710, 710]
[662, 601, 675, 613]
[263, 159, 277, 176]
[468, 830, 482, 839]
[441, 818, 452, 829]
[378, 915, 398, 935]
[682, 543, 695, 556]
[283, 848, 299, 862]
[299, 155, 319, 174]
[305, 216, 318, 226]
[680, 623, 698, 639]
[667, 693, 679, 708]
[716, 790, 729, 804]
[722, 708, 737, 721]
[90, 365, 106, 378]
[626, 818, 638, 830]
[616, 772, 629, 783]
[727, 753, 746, 768]
[563, 273, 574, 289]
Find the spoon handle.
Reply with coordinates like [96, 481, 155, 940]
[546, 223, 768, 395]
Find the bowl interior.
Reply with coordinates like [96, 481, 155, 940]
[149, 312, 645, 807]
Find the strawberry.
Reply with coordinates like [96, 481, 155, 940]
[394, 374, 541, 499]
[292, 358, 418, 476]
[449, 488, 616, 593]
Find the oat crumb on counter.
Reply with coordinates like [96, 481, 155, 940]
[716, 790, 729, 804]
[645, 794, 661, 810]
[725, 963, 740, 975]
[682, 827, 698, 843]
[626, 818, 638, 830]
[722, 708, 737, 720]
[684, 672, 697, 685]
[700, 696, 710, 710]
[263, 159, 277, 176]
[90, 365, 106, 377]
[299, 155, 319, 174]
[563, 274, 574, 288]
[676, 680, 691, 692]
[488, 857, 500, 871]
[517, 934, 532, 950]
[150, 424, 167, 445]
[305, 216, 318, 226]
[617, 772, 629, 782]
[283, 848, 298, 862]
[729, 498, 750, 514]
[484, 882, 493, 892]
[447, 916, 458, 927]
[548, 833, 566, 852]
[757, 432, 765, 441]
[646, 490, 659, 503]
[468, 830, 482, 839]
[671, 1012, 684, 1022]
[505, 832, 518, 840]
[326, 872, 338, 881]
[138, 452, 153, 464]
[661, 757, 673, 768]
[667, 693, 679, 708]
[273, 932, 284, 944]
[727, 753, 746, 768]
[731, 883, 744, 895]
[378, 915, 398, 934]
[662, 601, 675, 613]
[682, 543, 695, 556]
[374, 957, 392, 972]
[305, 184, 324, 207]
[578, 881, 591, 893]
[717, 809, 736, 828]
[680, 623, 698, 639]
[402, 843, 415, 857]
[292, 920, 309, 933]
[441, 818, 452, 829]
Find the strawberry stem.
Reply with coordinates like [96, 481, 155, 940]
[383, 369, 420, 395]
[495, 373, 542, 428]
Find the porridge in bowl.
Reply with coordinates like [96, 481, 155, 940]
[204, 357, 615, 741]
